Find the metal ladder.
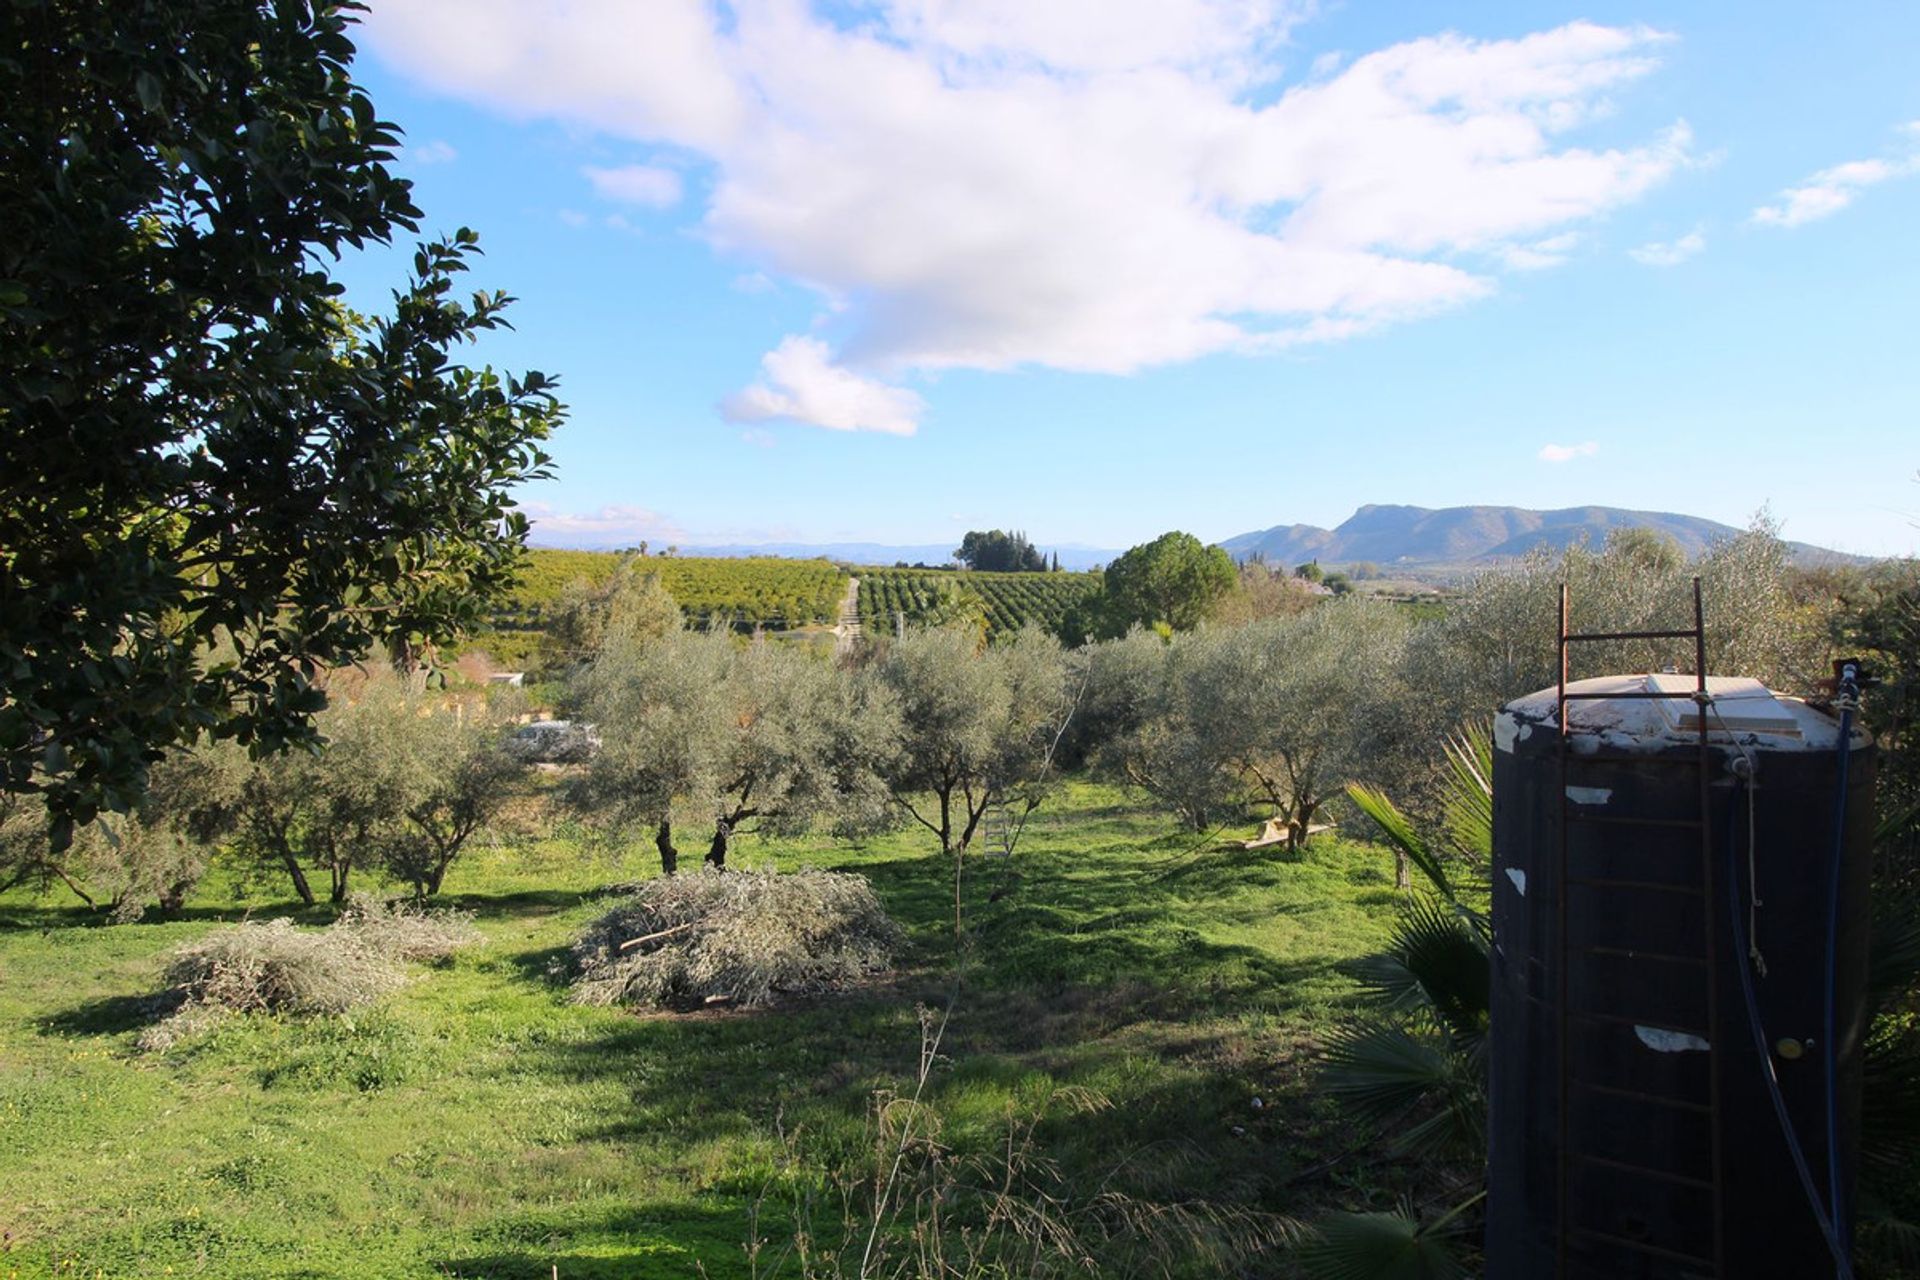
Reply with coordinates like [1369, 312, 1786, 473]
[1555, 576, 1724, 1278]
[978, 803, 1013, 859]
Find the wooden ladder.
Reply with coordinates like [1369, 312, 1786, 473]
[1554, 576, 1725, 1278]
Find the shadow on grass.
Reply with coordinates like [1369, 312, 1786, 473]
[498, 942, 575, 988]
[440, 886, 609, 919]
[438, 1200, 775, 1280]
[41, 988, 184, 1037]
[0, 900, 326, 932]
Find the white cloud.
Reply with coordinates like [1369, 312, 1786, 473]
[1752, 123, 1920, 228]
[556, 208, 590, 228]
[1502, 232, 1583, 271]
[367, 6, 1690, 430]
[1539, 440, 1600, 462]
[1628, 227, 1705, 266]
[583, 163, 683, 208]
[524, 503, 684, 546]
[719, 336, 925, 435]
[404, 138, 459, 165]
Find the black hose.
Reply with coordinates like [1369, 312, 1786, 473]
[1725, 778, 1855, 1278]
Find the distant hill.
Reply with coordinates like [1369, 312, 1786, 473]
[1220, 504, 1863, 574]
[533, 540, 1123, 572]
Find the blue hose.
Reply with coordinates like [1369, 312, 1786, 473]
[1825, 692, 1857, 1258]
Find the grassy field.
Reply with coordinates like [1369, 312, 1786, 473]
[0, 783, 1406, 1279]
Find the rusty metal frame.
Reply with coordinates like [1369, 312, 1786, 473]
[1554, 576, 1724, 1278]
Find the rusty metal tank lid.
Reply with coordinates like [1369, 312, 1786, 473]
[1498, 674, 1868, 754]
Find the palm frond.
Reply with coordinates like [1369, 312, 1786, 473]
[1356, 896, 1490, 1043]
[1875, 799, 1919, 850]
[1321, 1021, 1484, 1156]
[1856, 1188, 1920, 1274]
[1296, 1201, 1472, 1280]
[1868, 896, 1920, 1014]
[1862, 1014, 1920, 1181]
[1439, 722, 1493, 864]
[1346, 782, 1453, 901]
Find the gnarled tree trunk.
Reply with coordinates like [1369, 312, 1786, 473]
[656, 819, 678, 876]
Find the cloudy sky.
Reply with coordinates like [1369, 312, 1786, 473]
[345, 1, 1920, 556]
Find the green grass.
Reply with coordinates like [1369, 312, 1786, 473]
[0, 782, 1403, 1278]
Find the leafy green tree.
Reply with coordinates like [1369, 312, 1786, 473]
[0, 741, 242, 916]
[1209, 562, 1321, 627]
[227, 683, 413, 906]
[1084, 629, 1236, 831]
[1065, 532, 1236, 642]
[954, 529, 1047, 572]
[0, 0, 561, 848]
[1606, 526, 1686, 573]
[1834, 560, 1920, 889]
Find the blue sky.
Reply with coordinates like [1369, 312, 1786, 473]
[340, 2, 1920, 557]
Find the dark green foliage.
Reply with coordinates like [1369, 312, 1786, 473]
[1067, 531, 1237, 641]
[1297, 1205, 1472, 1280]
[1316, 730, 1494, 1273]
[1836, 559, 1920, 890]
[0, 0, 561, 846]
[1354, 897, 1489, 1046]
[953, 528, 1047, 572]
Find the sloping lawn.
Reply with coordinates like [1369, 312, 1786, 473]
[0, 783, 1401, 1278]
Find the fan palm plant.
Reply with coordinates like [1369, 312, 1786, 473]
[1298, 725, 1494, 1278]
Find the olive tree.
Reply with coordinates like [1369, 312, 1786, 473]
[373, 695, 525, 897]
[215, 675, 519, 905]
[1082, 629, 1235, 831]
[1, 0, 562, 847]
[572, 629, 896, 873]
[875, 626, 1075, 857]
[543, 559, 682, 677]
[1404, 521, 1828, 732]
[1104, 602, 1415, 850]
[0, 741, 242, 916]
[228, 686, 410, 906]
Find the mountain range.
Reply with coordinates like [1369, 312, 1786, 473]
[1217, 504, 1859, 573]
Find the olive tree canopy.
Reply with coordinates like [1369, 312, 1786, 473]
[572, 629, 898, 873]
[875, 626, 1075, 856]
